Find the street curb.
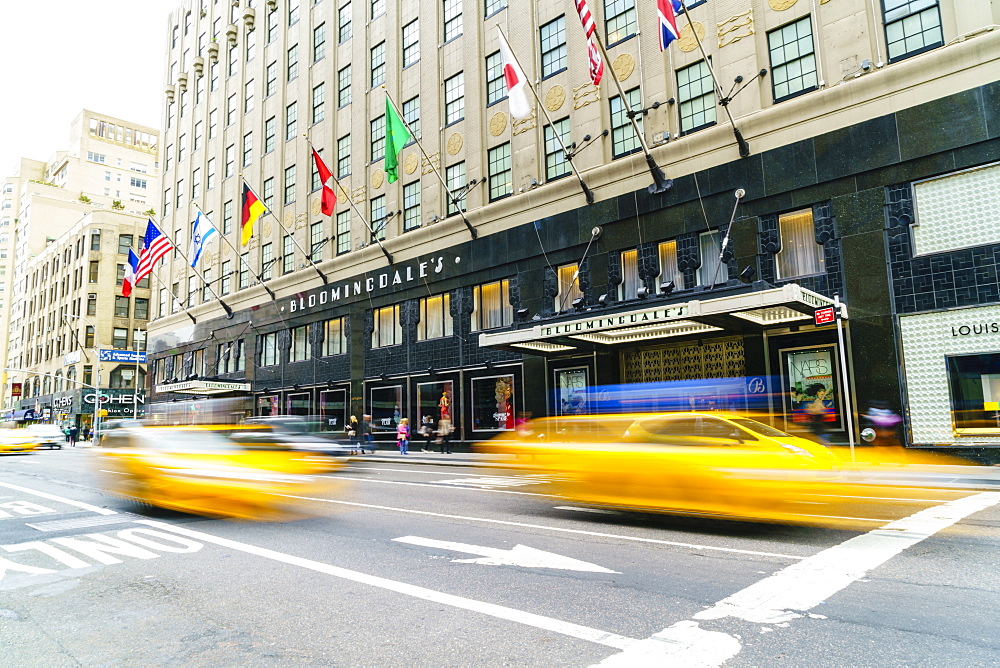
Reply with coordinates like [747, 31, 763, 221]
[346, 454, 534, 470]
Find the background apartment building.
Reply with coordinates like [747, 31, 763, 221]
[147, 1, 1000, 455]
[1, 110, 160, 427]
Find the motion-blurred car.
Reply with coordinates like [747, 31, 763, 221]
[478, 412, 842, 523]
[233, 416, 357, 457]
[95, 418, 143, 442]
[24, 424, 65, 449]
[96, 426, 345, 519]
[0, 428, 40, 454]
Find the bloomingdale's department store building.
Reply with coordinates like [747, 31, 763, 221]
[146, 0, 1000, 455]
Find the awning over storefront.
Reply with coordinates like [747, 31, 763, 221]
[154, 380, 252, 395]
[480, 284, 843, 353]
[5, 409, 40, 421]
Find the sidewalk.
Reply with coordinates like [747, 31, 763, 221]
[347, 449, 533, 469]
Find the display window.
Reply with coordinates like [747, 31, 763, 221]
[781, 345, 842, 430]
[370, 385, 403, 438]
[417, 380, 454, 429]
[555, 367, 588, 416]
[946, 352, 1000, 434]
[286, 392, 311, 416]
[471, 374, 515, 431]
[257, 394, 279, 416]
[320, 389, 348, 431]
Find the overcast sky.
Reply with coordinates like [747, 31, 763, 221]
[0, 0, 181, 176]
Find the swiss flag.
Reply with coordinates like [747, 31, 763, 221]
[497, 28, 532, 120]
[312, 148, 337, 216]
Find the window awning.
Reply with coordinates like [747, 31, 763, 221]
[6, 409, 40, 421]
[154, 380, 252, 395]
[480, 284, 843, 353]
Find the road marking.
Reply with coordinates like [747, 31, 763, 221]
[594, 492, 1000, 667]
[394, 536, 619, 573]
[280, 494, 806, 560]
[98, 469, 130, 475]
[330, 475, 559, 497]
[352, 466, 533, 478]
[0, 482, 117, 515]
[437, 475, 554, 489]
[555, 506, 621, 515]
[135, 519, 636, 650]
[26, 514, 144, 532]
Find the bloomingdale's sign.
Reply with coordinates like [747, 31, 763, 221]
[538, 304, 690, 338]
[289, 255, 455, 315]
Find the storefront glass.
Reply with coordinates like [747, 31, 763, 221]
[946, 353, 1000, 434]
[555, 367, 588, 415]
[257, 395, 279, 416]
[370, 385, 403, 438]
[472, 374, 515, 431]
[286, 392, 310, 416]
[417, 380, 454, 429]
[782, 345, 841, 430]
[319, 389, 348, 431]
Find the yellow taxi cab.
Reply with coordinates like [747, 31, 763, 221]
[0, 428, 41, 454]
[96, 425, 345, 520]
[478, 412, 841, 523]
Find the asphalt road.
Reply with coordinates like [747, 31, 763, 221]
[1, 447, 998, 666]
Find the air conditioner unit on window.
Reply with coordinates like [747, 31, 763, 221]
[88, 293, 97, 299]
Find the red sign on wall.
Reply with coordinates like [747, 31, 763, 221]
[814, 306, 837, 326]
[10, 383, 22, 397]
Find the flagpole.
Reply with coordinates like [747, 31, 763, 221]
[679, 0, 750, 157]
[498, 28, 595, 205]
[579, 21, 672, 194]
[384, 90, 478, 240]
[192, 202, 277, 300]
[148, 241, 197, 324]
[241, 175, 329, 284]
[303, 136, 393, 264]
[161, 228, 234, 319]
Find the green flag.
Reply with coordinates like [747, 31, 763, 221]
[385, 97, 413, 183]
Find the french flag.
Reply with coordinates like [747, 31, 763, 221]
[659, 0, 683, 51]
[122, 248, 139, 297]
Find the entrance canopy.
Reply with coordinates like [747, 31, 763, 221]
[480, 284, 842, 354]
[154, 380, 252, 396]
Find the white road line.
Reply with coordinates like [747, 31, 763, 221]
[351, 466, 525, 478]
[594, 491, 1000, 667]
[555, 506, 621, 515]
[280, 494, 806, 560]
[135, 519, 636, 651]
[98, 470, 130, 475]
[0, 481, 117, 516]
[330, 475, 558, 497]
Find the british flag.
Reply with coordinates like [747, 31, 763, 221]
[658, 0, 683, 51]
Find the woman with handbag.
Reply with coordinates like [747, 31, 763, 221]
[396, 418, 410, 455]
[347, 415, 360, 454]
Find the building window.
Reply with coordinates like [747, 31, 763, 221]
[540, 16, 567, 77]
[605, 0, 636, 43]
[262, 242, 273, 280]
[488, 143, 512, 201]
[370, 115, 386, 162]
[85, 326, 95, 348]
[402, 96, 420, 140]
[371, 0, 385, 18]
[225, 144, 235, 178]
[677, 60, 716, 134]
[403, 182, 421, 231]
[618, 248, 640, 300]
[313, 23, 326, 62]
[370, 195, 386, 240]
[286, 102, 298, 140]
[372, 304, 401, 347]
[90, 229, 102, 250]
[239, 252, 250, 289]
[610, 87, 642, 158]
[323, 317, 347, 355]
[227, 94, 237, 125]
[370, 42, 385, 88]
[697, 230, 729, 285]
[260, 332, 279, 366]
[485, 0, 506, 17]
[244, 79, 255, 113]
[220, 200, 232, 235]
[443, 0, 462, 41]
[242, 132, 253, 167]
[312, 83, 325, 123]
[544, 118, 571, 181]
[444, 72, 464, 125]
[133, 330, 147, 352]
[556, 263, 583, 311]
[282, 234, 294, 273]
[208, 109, 218, 139]
[310, 222, 324, 262]
[337, 135, 351, 177]
[403, 19, 419, 66]
[89, 261, 99, 283]
[87, 294, 97, 316]
[446, 162, 466, 216]
[117, 234, 133, 254]
[338, 65, 352, 106]
[233, 339, 245, 372]
[339, 2, 352, 42]
[336, 212, 351, 254]
[287, 44, 299, 81]
[207, 158, 216, 190]
[113, 327, 128, 349]
[776, 209, 824, 279]
[284, 165, 296, 204]
[418, 293, 453, 340]
[266, 61, 277, 97]
[115, 296, 130, 317]
[290, 325, 309, 362]
[657, 240, 686, 291]
[289, 0, 300, 25]
[264, 117, 276, 154]
[768, 17, 818, 103]
[471, 279, 512, 332]
[884, 0, 943, 62]
[202, 267, 212, 302]
[486, 51, 505, 105]
[134, 297, 149, 320]
[221, 260, 232, 294]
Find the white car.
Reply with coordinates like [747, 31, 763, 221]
[25, 424, 66, 449]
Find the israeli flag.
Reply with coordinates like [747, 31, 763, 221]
[190, 211, 217, 268]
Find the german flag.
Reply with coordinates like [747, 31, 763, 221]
[241, 179, 266, 246]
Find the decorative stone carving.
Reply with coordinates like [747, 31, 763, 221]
[544, 85, 566, 112]
[421, 153, 440, 175]
[677, 22, 705, 53]
[263, 220, 273, 237]
[284, 210, 294, 227]
[572, 83, 601, 109]
[371, 168, 384, 189]
[511, 112, 536, 135]
[351, 186, 367, 203]
[446, 133, 463, 156]
[311, 199, 321, 215]
[404, 153, 419, 174]
[295, 213, 308, 230]
[612, 54, 635, 82]
[768, 0, 797, 9]
[489, 112, 508, 137]
[718, 10, 754, 48]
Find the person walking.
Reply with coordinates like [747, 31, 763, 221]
[347, 415, 360, 454]
[436, 418, 453, 454]
[396, 418, 410, 455]
[360, 414, 374, 454]
[419, 415, 435, 452]
[68, 425, 79, 447]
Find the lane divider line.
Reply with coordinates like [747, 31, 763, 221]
[329, 475, 558, 497]
[0, 481, 117, 516]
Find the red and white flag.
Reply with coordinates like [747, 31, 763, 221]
[497, 28, 532, 120]
[312, 147, 337, 216]
[573, 0, 604, 86]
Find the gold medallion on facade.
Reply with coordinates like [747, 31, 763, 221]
[404, 152, 419, 174]
[489, 112, 508, 137]
[311, 198, 321, 215]
[677, 22, 705, 52]
[611, 54, 635, 82]
[767, 0, 798, 9]
[371, 168, 384, 189]
[283, 210, 294, 227]
[544, 85, 566, 112]
[265, 219, 275, 237]
[222, 243, 231, 256]
[446, 133, 463, 156]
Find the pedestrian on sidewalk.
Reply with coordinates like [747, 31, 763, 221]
[396, 418, 410, 454]
[68, 425, 79, 447]
[347, 415, 360, 454]
[419, 415, 435, 451]
[360, 414, 374, 453]
[436, 418, 453, 454]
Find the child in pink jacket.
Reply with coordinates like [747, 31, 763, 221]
[396, 418, 410, 454]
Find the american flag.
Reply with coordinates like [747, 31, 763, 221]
[574, 0, 604, 85]
[133, 219, 174, 285]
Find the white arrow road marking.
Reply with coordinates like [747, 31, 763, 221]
[593, 491, 1000, 667]
[392, 536, 619, 573]
[134, 520, 635, 650]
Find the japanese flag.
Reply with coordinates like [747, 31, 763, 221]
[497, 28, 532, 120]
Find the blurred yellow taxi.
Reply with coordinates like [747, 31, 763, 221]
[0, 428, 40, 454]
[96, 425, 344, 520]
[479, 412, 841, 523]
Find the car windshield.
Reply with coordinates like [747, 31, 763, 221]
[138, 429, 244, 453]
[730, 418, 792, 438]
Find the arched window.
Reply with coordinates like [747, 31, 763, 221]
[54, 372, 63, 393]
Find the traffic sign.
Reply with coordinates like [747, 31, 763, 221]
[814, 306, 837, 326]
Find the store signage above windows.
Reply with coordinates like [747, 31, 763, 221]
[288, 255, 456, 315]
[538, 305, 690, 338]
[64, 351, 82, 365]
[85, 393, 146, 405]
[951, 323, 1000, 337]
